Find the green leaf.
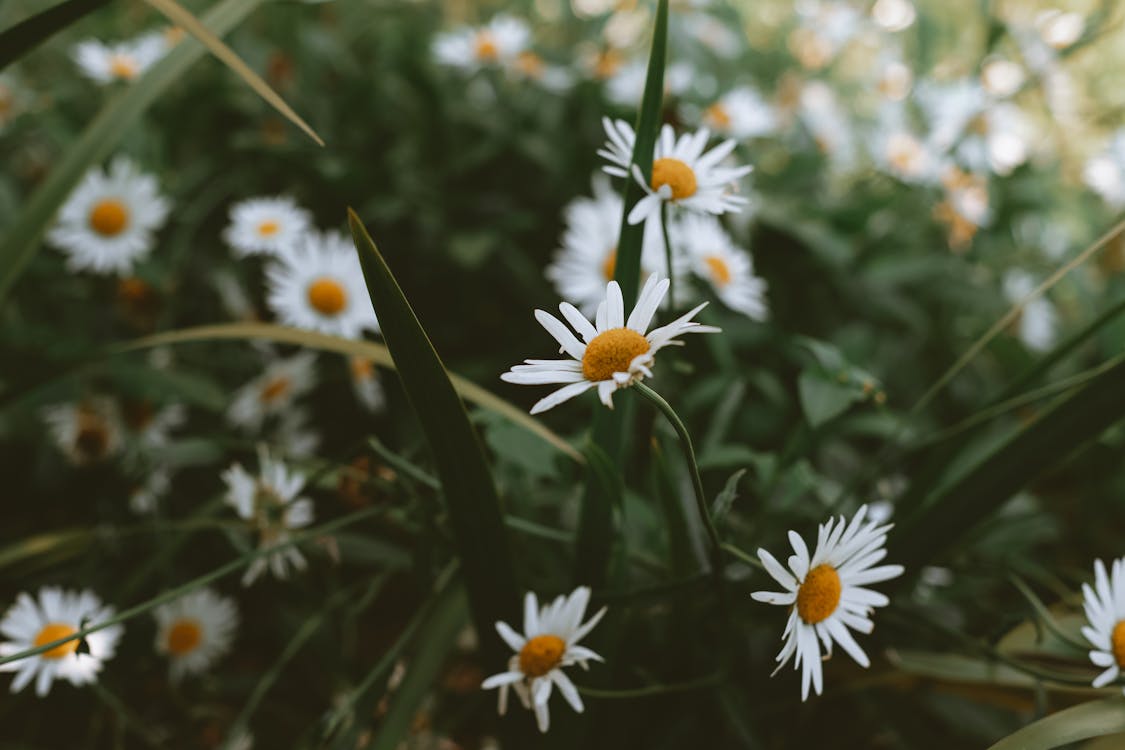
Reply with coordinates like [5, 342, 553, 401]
[986, 698, 1125, 750]
[348, 209, 519, 658]
[710, 468, 747, 521]
[0, 0, 267, 304]
[0, 0, 111, 71]
[797, 370, 863, 427]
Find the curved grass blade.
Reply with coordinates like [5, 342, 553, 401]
[141, 0, 324, 147]
[0, 0, 110, 71]
[347, 209, 519, 660]
[0, 0, 266, 304]
[109, 322, 582, 463]
[986, 698, 1125, 750]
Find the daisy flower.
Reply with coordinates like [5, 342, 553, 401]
[545, 175, 668, 316]
[670, 214, 768, 321]
[227, 352, 318, 432]
[701, 87, 778, 140]
[481, 587, 606, 733]
[222, 445, 315, 586]
[501, 274, 720, 414]
[46, 157, 170, 275]
[223, 196, 311, 258]
[349, 356, 386, 412]
[265, 230, 379, 339]
[153, 588, 239, 681]
[71, 34, 166, 84]
[604, 60, 696, 108]
[1082, 557, 1125, 691]
[599, 118, 752, 225]
[122, 400, 186, 453]
[42, 397, 123, 466]
[432, 15, 531, 73]
[751, 505, 904, 700]
[0, 587, 123, 697]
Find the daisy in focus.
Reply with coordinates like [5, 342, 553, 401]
[481, 587, 606, 733]
[501, 275, 719, 414]
[266, 230, 380, 338]
[42, 397, 124, 466]
[599, 118, 753, 225]
[47, 157, 170, 275]
[223, 196, 311, 258]
[670, 214, 768, 321]
[153, 587, 239, 681]
[751, 505, 904, 700]
[1081, 557, 1125, 691]
[223, 445, 315, 586]
[432, 15, 530, 73]
[72, 34, 167, 84]
[701, 86, 778, 140]
[227, 352, 318, 432]
[0, 587, 123, 697]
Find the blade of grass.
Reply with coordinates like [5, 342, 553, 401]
[141, 0, 324, 146]
[986, 698, 1125, 750]
[0, 0, 266, 304]
[0, 0, 111, 70]
[348, 209, 519, 661]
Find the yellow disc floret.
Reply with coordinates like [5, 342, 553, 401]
[257, 220, 280, 237]
[307, 277, 348, 316]
[651, 158, 698, 200]
[704, 103, 731, 129]
[581, 328, 650, 382]
[89, 199, 129, 237]
[519, 634, 567, 678]
[704, 256, 732, 286]
[601, 249, 617, 281]
[34, 623, 79, 660]
[475, 32, 499, 61]
[259, 377, 291, 404]
[796, 564, 842, 625]
[1112, 621, 1125, 669]
[166, 619, 203, 656]
[109, 54, 138, 80]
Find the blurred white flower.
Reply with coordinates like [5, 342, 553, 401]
[223, 196, 311, 258]
[915, 79, 986, 155]
[685, 13, 743, 58]
[798, 81, 857, 169]
[701, 86, 778, 140]
[72, 34, 166, 84]
[228, 352, 318, 432]
[958, 103, 1035, 177]
[43, 397, 123, 466]
[47, 157, 170, 275]
[128, 469, 171, 514]
[348, 356, 386, 412]
[670, 213, 768, 321]
[1084, 131, 1125, 208]
[604, 60, 698, 107]
[272, 408, 321, 459]
[871, 0, 916, 32]
[1082, 557, 1125, 692]
[1036, 9, 1084, 50]
[432, 15, 530, 73]
[980, 58, 1026, 98]
[1003, 270, 1057, 352]
[153, 588, 239, 681]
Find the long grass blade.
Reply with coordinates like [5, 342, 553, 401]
[986, 698, 1125, 750]
[0, 0, 110, 70]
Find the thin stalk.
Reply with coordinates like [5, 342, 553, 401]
[721, 542, 767, 572]
[577, 671, 723, 699]
[660, 202, 676, 310]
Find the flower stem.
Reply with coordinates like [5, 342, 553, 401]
[660, 202, 675, 310]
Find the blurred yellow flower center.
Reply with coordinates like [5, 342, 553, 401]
[519, 634, 566, 678]
[89, 199, 129, 237]
[34, 623, 79, 660]
[307, 277, 348, 316]
[601, 249, 617, 281]
[166, 619, 203, 656]
[259, 377, 291, 404]
[796, 564, 842, 624]
[350, 356, 374, 380]
[515, 51, 544, 78]
[257, 220, 280, 237]
[582, 327, 650, 381]
[1111, 621, 1125, 668]
[705, 103, 731, 129]
[475, 33, 499, 61]
[75, 419, 109, 461]
[651, 158, 697, 200]
[704, 255, 732, 286]
[109, 54, 138, 80]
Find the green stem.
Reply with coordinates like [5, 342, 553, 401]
[721, 542, 767, 572]
[660, 202, 675, 310]
[577, 671, 723, 699]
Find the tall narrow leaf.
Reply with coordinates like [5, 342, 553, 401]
[986, 698, 1125, 750]
[347, 210, 519, 657]
[0, 0, 110, 70]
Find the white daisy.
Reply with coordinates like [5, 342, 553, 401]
[222, 445, 315, 586]
[153, 587, 239, 681]
[349, 356, 386, 412]
[0, 587, 123, 697]
[71, 34, 166, 84]
[122, 400, 186, 453]
[670, 214, 768, 321]
[701, 87, 778, 140]
[751, 505, 904, 700]
[46, 157, 170, 275]
[265, 230, 379, 339]
[432, 15, 531, 73]
[1003, 270, 1057, 352]
[223, 196, 311, 258]
[545, 175, 668, 316]
[501, 274, 720, 414]
[271, 407, 321, 459]
[227, 352, 318, 432]
[1082, 557, 1125, 691]
[481, 587, 606, 733]
[42, 397, 124, 466]
[604, 60, 696, 107]
[599, 118, 753, 226]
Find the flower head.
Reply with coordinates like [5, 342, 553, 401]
[1082, 557, 1125, 691]
[432, 15, 531, 72]
[47, 157, 170, 275]
[701, 87, 778, 140]
[598, 118, 752, 225]
[72, 34, 166, 84]
[501, 275, 720, 414]
[223, 196, 311, 258]
[42, 397, 124, 466]
[227, 352, 318, 432]
[0, 588, 122, 697]
[153, 588, 239, 681]
[751, 505, 904, 700]
[670, 213, 768, 321]
[482, 587, 606, 733]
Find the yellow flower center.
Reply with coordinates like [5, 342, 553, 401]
[515, 51, 544, 78]
[796, 564, 842, 625]
[259, 377, 291, 404]
[518, 634, 567, 678]
[475, 32, 499, 61]
[257, 220, 280, 237]
[350, 356, 374, 380]
[704, 102, 731, 129]
[581, 327, 650, 382]
[306, 277, 348, 316]
[704, 255, 732, 286]
[1111, 621, 1125, 669]
[34, 623, 79, 660]
[651, 158, 698, 200]
[166, 619, 203, 656]
[109, 54, 138, 80]
[88, 199, 129, 237]
[75, 421, 109, 461]
[601, 249, 617, 281]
